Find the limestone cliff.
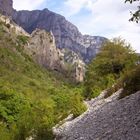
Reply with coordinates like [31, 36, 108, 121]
[0, 13, 85, 82]
[26, 29, 63, 71]
[12, 9, 107, 63]
[0, 13, 29, 36]
[26, 29, 85, 82]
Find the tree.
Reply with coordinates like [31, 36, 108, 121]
[84, 38, 138, 98]
[125, 0, 140, 22]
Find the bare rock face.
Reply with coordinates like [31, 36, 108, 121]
[53, 90, 140, 140]
[26, 29, 85, 82]
[0, 0, 13, 16]
[0, 14, 30, 37]
[61, 49, 85, 82]
[26, 29, 63, 71]
[83, 35, 106, 62]
[12, 9, 107, 63]
[0, 11, 85, 82]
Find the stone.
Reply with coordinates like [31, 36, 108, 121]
[26, 28, 85, 82]
[12, 9, 107, 63]
[53, 90, 140, 140]
[0, 14, 29, 36]
[26, 28, 62, 71]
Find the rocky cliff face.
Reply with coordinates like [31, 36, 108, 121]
[0, 1, 85, 82]
[0, 0, 13, 16]
[26, 28, 85, 82]
[12, 9, 107, 63]
[26, 29, 63, 71]
[0, 13, 29, 36]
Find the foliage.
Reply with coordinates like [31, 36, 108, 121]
[0, 22, 86, 140]
[125, 0, 140, 22]
[71, 93, 86, 117]
[119, 64, 140, 98]
[84, 38, 138, 98]
[17, 35, 29, 45]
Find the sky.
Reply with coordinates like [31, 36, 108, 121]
[13, 0, 140, 53]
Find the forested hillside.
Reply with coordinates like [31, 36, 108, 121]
[0, 18, 86, 140]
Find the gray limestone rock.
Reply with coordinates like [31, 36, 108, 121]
[26, 29, 85, 82]
[53, 90, 140, 140]
[27, 29, 62, 70]
[12, 9, 107, 63]
[0, 0, 107, 63]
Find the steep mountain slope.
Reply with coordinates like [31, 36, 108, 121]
[0, 13, 85, 82]
[0, 14, 86, 140]
[0, 0, 107, 63]
[25, 28, 85, 82]
[13, 9, 106, 63]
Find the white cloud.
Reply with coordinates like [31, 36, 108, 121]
[13, 0, 46, 10]
[63, 0, 89, 16]
[62, 0, 140, 52]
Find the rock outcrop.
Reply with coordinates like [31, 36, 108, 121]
[0, 0, 13, 16]
[53, 90, 140, 140]
[61, 49, 85, 82]
[0, 14, 29, 36]
[0, 13, 85, 82]
[26, 29, 85, 82]
[12, 9, 107, 63]
[26, 29, 63, 71]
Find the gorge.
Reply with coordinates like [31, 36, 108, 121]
[0, 0, 140, 140]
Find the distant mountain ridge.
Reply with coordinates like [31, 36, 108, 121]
[0, 0, 86, 82]
[12, 9, 107, 63]
[0, 0, 107, 63]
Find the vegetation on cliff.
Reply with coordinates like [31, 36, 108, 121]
[0, 21, 86, 140]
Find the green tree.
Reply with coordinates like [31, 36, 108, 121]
[84, 38, 138, 98]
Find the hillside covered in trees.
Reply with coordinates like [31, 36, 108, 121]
[0, 18, 86, 140]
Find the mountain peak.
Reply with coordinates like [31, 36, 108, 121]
[13, 8, 107, 63]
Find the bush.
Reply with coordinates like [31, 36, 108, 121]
[119, 65, 140, 98]
[84, 38, 138, 99]
[71, 93, 86, 117]
[17, 35, 29, 45]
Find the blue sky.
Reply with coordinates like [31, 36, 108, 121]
[13, 0, 140, 52]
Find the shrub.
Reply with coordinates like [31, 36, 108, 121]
[17, 35, 29, 45]
[119, 65, 140, 98]
[84, 38, 138, 99]
[0, 24, 86, 140]
[71, 93, 87, 117]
